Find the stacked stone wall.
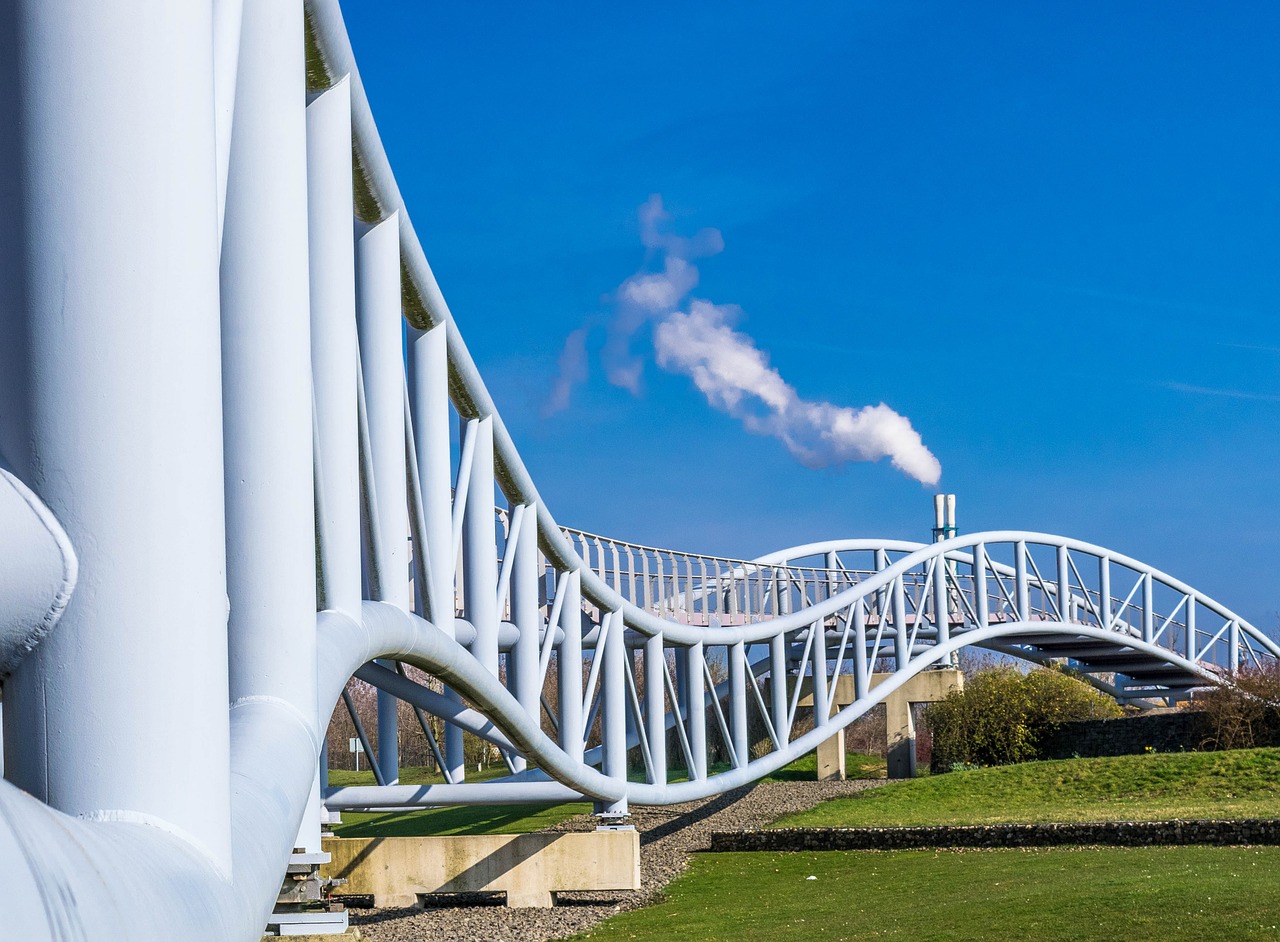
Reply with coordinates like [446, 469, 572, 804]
[712, 820, 1280, 852]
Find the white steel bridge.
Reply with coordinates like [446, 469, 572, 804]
[0, 1, 1275, 939]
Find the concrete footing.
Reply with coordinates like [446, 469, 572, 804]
[321, 828, 640, 908]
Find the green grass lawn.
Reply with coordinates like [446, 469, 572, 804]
[574, 846, 1280, 942]
[773, 748, 1280, 828]
[328, 765, 591, 837]
[329, 752, 886, 838]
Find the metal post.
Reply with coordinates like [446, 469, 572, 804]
[974, 543, 989, 627]
[463, 417, 499, 675]
[1142, 573, 1154, 644]
[852, 602, 869, 699]
[770, 633, 789, 745]
[811, 620, 829, 729]
[729, 640, 749, 768]
[356, 213, 408, 785]
[1014, 541, 1029, 622]
[557, 569, 585, 763]
[0, 0, 233, 868]
[644, 633, 667, 784]
[1099, 556, 1113, 631]
[1056, 545, 1070, 623]
[686, 641, 707, 780]
[307, 79, 360, 618]
[510, 502, 540, 773]
[1186, 594, 1197, 661]
[933, 555, 949, 655]
[408, 321, 464, 780]
[892, 576, 908, 669]
[221, 0, 319, 851]
[600, 609, 628, 816]
[305, 80, 361, 846]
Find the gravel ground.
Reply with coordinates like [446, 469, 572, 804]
[350, 777, 885, 942]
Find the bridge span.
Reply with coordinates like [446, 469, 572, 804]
[0, 1, 1274, 940]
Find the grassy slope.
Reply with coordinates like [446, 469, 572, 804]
[329, 753, 887, 838]
[576, 846, 1280, 942]
[774, 748, 1280, 828]
[328, 765, 591, 837]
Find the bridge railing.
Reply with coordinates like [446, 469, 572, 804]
[311, 0, 1280, 815]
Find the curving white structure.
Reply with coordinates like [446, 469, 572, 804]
[0, 2, 1275, 939]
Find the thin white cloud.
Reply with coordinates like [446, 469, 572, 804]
[544, 195, 943, 486]
[542, 325, 591, 416]
[1163, 382, 1280, 403]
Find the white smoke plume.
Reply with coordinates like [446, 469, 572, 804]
[653, 302, 942, 485]
[544, 195, 942, 485]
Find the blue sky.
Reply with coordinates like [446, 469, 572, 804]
[343, 2, 1280, 628]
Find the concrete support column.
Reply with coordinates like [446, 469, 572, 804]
[0, 0, 232, 868]
[806, 671, 963, 780]
[885, 692, 916, 779]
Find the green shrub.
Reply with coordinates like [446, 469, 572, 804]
[925, 665, 1123, 769]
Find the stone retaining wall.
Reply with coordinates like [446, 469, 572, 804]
[710, 820, 1280, 852]
[1037, 711, 1214, 760]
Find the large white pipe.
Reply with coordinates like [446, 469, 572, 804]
[356, 212, 409, 784]
[212, 0, 245, 238]
[510, 500, 541, 772]
[408, 322, 465, 778]
[220, 0, 318, 767]
[306, 75, 360, 850]
[0, 0, 233, 869]
[222, 0, 317, 712]
[308, 77, 361, 620]
[464, 417, 500, 674]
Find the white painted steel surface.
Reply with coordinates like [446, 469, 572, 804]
[0, 2, 1275, 940]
